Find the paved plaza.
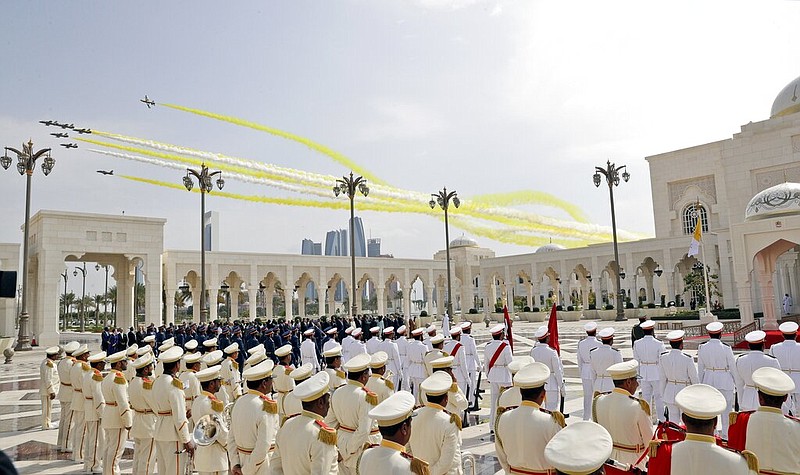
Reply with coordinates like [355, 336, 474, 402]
[0, 317, 723, 474]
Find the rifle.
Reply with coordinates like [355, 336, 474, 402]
[559, 381, 570, 418]
[468, 371, 485, 412]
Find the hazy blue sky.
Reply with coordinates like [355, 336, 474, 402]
[2, 0, 799, 294]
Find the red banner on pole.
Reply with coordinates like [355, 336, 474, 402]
[548, 303, 560, 356]
[503, 305, 514, 352]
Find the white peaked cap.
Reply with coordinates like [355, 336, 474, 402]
[370, 351, 388, 368]
[490, 324, 505, 335]
[368, 391, 415, 427]
[421, 371, 452, 396]
[243, 360, 275, 381]
[275, 344, 293, 358]
[247, 343, 264, 355]
[513, 362, 550, 389]
[196, 365, 221, 383]
[745, 330, 766, 344]
[752, 366, 795, 396]
[106, 350, 127, 364]
[598, 327, 615, 340]
[202, 350, 224, 366]
[508, 356, 535, 374]
[289, 363, 314, 380]
[675, 384, 727, 420]
[344, 353, 371, 372]
[294, 371, 330, 402]
[202, 338, 218, 347]
[545, 421, 612, 475]
[583, 322, 597, 332]
[132, 352, 154, 370]
[245, 351, 266, 366]
[184, 339, 199, 350]
[158, 346, 184, 363]
[607, 360, 639, 380]
[706, 322, 724, 333]
[779, 321, 798, 334]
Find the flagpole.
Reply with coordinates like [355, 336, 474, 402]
[701, 236, 714, 320]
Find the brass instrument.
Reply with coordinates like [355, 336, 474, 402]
[193, 413, 223, 446]
[222, 402, 234, 430]
[462, 450, 477, 475]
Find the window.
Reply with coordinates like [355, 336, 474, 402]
[683, 204, 708, 235]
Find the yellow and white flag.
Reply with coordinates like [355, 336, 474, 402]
[688, 218, 702, 257]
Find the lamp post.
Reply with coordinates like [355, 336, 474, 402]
[182, 163, 224, 323]
[429, 187, 460, 320]
[332, 172, 369, 317]
[74, 263, 87, 332]
[2, 140, 55, 350]
[593, 160, 630, 321]
[96, 264, 110, 327]
[60, 270, 68, 331]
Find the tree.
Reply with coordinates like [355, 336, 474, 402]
[60, 292, 76, 329]
[683, 265, 721, 306]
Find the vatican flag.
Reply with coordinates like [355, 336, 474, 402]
[688, 218, 702, 257]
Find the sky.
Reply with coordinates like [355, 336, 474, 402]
[1, 0, 800, 295]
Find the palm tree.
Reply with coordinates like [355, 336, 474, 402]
[107, 285, 117, 318]
[135, 283, 146, 324]
[60, 292, 76, 330]
[175, 288, 191, 321]
[94, 294, 104, 326]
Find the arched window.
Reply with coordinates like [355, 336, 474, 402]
[683, 204, 709, 235]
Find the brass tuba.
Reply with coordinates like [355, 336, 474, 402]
[222, 402, 234, 430]
[193, 413, 223, 446]
[462, 450, 477, 475]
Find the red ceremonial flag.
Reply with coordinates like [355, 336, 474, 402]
[548, 303, 560, 356]
[503, 305, 514, 352]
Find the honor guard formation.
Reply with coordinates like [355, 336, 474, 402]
[26, 314, 800, 474]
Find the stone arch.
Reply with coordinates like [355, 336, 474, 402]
[752, 238, 800, 328]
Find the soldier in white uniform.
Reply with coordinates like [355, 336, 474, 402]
[323, 327, 340, 354]
[530, 325, 565, 412]
[349, 328, 368, 361]
[544, 421, 614, 475]
[271, 371, 338, 475]
[57, 341, 80, 452]
[301, 329, 320, 372]
[84, 351, 107, 474]
[769, 321, 800, 415]
[358, 391, 428, 475]
[323, 345, 347, 391]
[181, 339, 198, 372]
[366, 352, 395, 404]
[152, 346, 195, 475]
[733, 330, 781, 412]
[228, 360, 279, 475]
[697, 321, 737, 438]
[589, 327, 623, 395]
[69, 345, 91, 461]
[497, 356, 535, 410]
[406, 328, 428, 402]
[154, 338, 175, 378]
[395, 325, 410, 391]
[423, 334, 448, 377]
[202, 350, 226, 404]
[221, 343, 243, 402]
[459, 322, 482, 407]
[484, 324, 513, 432]
[129, 352, 158, 475]
[495, 362, 565, 474]
[632, 320, 665, 422]
[244, 350, 267, 374]
[181, 352, 203, 414]
[380, 327, 403, 390]
[442, 326, 470, 396]
[327, 353, 380, 475]
[273, 344, 295, 421]
[592, 360, 653, 471]
[101, 350, 133, 475]
[577, 322, 601, 421]
[650, 384, 758, 474]
[420, 356, 470, 417]
[659, 330, 699, 422]
[283, 363, 315, 423]
[341, 327, 355, 364]
[410, 371, 463, 475]
[192, 366, 229, 475]
[424, 325, 437, 351]
[729, 367, 800, 475]
[40, 346, 60, 430]
[365, 327, 382, 355]
[123, 344, 139, 382]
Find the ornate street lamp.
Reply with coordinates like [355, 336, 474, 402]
[183, 163, 224, 322]
[96, 264, 110, 326]
[73, 263, 87, 332]
[2, 140, 54, 350]
[430, 187, 460, 319]
[593, 160, 630, 321]
[60, 270, 68, 331]
[333, 172, 369, 317]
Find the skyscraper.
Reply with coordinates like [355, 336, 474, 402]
[301, 239, 322, 256]
[203, 211, 219, 252]
[367, 238, 381, 257]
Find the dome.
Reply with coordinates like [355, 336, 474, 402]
[450, 235, 478, 248]
[745, 182, 800, 221]
[770, 75, 800, 118]
[535, 243, 566, 253]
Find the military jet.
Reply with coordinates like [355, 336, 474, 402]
[57, 123, 74, 129]
[50, 132, 69, 138]
[140, 95, 155, 108]
[96, 170, 114, 176]
[39, 120, 57, 126]
[60, 143, 77, 149]
[74, 128, 92, 134]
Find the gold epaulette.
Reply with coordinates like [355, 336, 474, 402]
[261, 396, 278, 414]
[142, 379, 153, 390]
[383, 377, 395, 391]
[638, 398, 651, 417]
[82, 362, 90, 371]
[362, 387, 378, 406]
[172, 377, 185, 390]
[450, 382, 458, 393]
[46, 360, 54, 368]
[442, 351, 449, 357]
[729, 411, 739, 427]
[449, 412, 462, 430]
[285, 367, 292, 376]
[540, 408, 566, 428]
[315, 419, 337, 445]
[740, 450, 759, 472]
[409, 455, 430, 475]
[92, 371, 103, 382]
[335, 369, 346, 379]
[495, 406, 507, 434]
[114, 374, 127, 385]
[232, 360, 239, 370]
[211, 399, 224, 413]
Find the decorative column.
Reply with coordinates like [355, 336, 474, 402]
[298, 287, 306, 318]
[192, 290, 201, 322]
[285, 286, 294, 320]
[230, 289, 240, 320]
[165, 289, 175, 324]
[209, 290, 218, 321]
[327, 286, 336, 316]
[266, 287, 275, 319]
[377, 286, 386, 316]
[249, 286, 258, 321]
[403, 286, 412, 318]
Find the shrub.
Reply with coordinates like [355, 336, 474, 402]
[567, 305, 575, 311]
[626, 302, 634, 309]
[468, 308, 478, 314]
[647, 303, 656, 309]
[495, 306, 503, 313]
[523, 306, 531, 312]
[420, 310, 428, 317]
[532, 307, 540, 312]
[604, 304, 614, 310]
[588, 303, 596, 310]
[556, 305, 563, 311]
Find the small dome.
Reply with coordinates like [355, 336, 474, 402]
[771, 75, 800, 118]
[745, 182, 800, 221]
[535, 243, 566, 253]
[450, 235, 478, 248]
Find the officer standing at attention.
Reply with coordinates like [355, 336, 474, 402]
[228, 359, 278, 475]
[152, 346, 195, 475]
[577, 323, 601, 421]
[56, 341, 80, 452]
[40, 346, 61, 430]
[530, 325, 565, 412]
[271, 371, 339, 475]
[632, 320, 665, 422]
[129, 352, 158, 475]
[101, 350, 133, 475]
[697, 321, 736, 439]
[357, 391, 429, 475]
[192, 366, 230, 475]
[658, 330, 698, 422]
[322, 345, 347, 392]
[495, 362, 565, 475]
[410, 371, 462, 475]
[69, 345, 90, 462]
[768, 321, 800, 415]
[589, 328, 622, 395]
[484, 324, 513, 432]
[733, 330, 780, 412]
[273, 344, 296, 421]
[83, 351, 107, 475]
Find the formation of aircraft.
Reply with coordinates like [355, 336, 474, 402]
[140, 95, 155, 108]
[50, 132, 68, 138]
[60, 143, 78, 149]
[74, 128, 92, 134]
[57, 123, 74, 129]
[96, 170, 114, 176]
[39, 120, 57, 126]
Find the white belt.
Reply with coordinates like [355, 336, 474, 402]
[640, 362, 658, 365]
[667, 379, 689, 385]
[705, 368, 727, 371]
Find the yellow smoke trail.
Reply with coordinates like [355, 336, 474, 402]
[469, 191, 589, 223]
[448, 216, 595, 248]
[159, 103, 387, 185]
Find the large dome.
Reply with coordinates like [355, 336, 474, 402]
[770, 75, 800, 118]
[535, 243, 566, 253]
[745, 182, 800, 221]
[450, 235, 478, 248]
